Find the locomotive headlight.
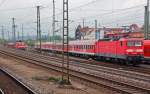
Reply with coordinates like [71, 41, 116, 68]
[126, 49, 134, 52]
[136, 49, 143, 52]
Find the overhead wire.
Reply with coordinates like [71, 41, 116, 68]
[0, 0, 146, 36]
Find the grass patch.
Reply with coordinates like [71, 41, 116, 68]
[32, 76, 71, 85]
[48, 77, 60, 82]
[48, 77, 71, 85]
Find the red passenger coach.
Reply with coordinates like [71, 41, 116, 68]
[69, 40, 96, 57]
[95, 38, 143, 65]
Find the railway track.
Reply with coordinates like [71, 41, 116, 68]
[13, 48, 150, 82]
[18, 50, 150, 83]
[0, 47, 150, 94]
[32, 48, 150, 75]
[0, 68, 36, 94]
[0, 89, 4, 94]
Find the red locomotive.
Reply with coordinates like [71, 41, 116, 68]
[143, 40, 150, 61]
[35, 37, 146, 65]
[7, 41, 27, 50]
[95, 38, 143, 65]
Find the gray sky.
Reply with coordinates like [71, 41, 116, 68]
[0, 0, 148, 39]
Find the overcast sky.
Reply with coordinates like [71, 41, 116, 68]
[0, 0, 148, 39]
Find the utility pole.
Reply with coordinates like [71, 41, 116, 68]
[1, 26, 4, 40]
[17, 31, 19, 40]
[22, 24, 24, 41]
[1, 26, 4, 44]
[62, 0, 70, 84]
[37, 6, 39, 41]
[147, 0, 149, 39]
[144, 6, 148, 39]
[145, 0, 150, 39]
[37, 6, 42, 53]
[83, 19, 85, 28]
[52, 0, 56, 55]
[12, 18, 16, 42]
[7, 30, 10, 41]
[95, 20, 98, 40]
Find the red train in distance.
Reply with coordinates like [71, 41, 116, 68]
[7, 41, 27, 50]
[35, 38, 147, 65]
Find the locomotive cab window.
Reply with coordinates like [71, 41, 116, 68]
[127, 41, 142, 47]
[135, 41, 142, 46]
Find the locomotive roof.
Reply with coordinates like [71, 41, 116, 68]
[120, 38, 143, 41]
[35, 40, 97, 45]
[98, 38, 143, 41]
[69, 40, 97, 45]
[144, 40, 150, 45]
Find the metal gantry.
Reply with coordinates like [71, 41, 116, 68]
[62, 0, 70, 84]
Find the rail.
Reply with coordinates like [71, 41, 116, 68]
[0, 68, 36, 94]
[0, 47, 150, 94]
[0, 89, 4, 94]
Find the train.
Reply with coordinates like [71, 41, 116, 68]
[143, 40, 150, 62]
[7, 41, 27, 50]
[34, 37, 149, 66]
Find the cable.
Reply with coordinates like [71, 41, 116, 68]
[71, 4, 144, 21]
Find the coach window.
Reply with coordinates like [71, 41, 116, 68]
[92, 45, 94, 49]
